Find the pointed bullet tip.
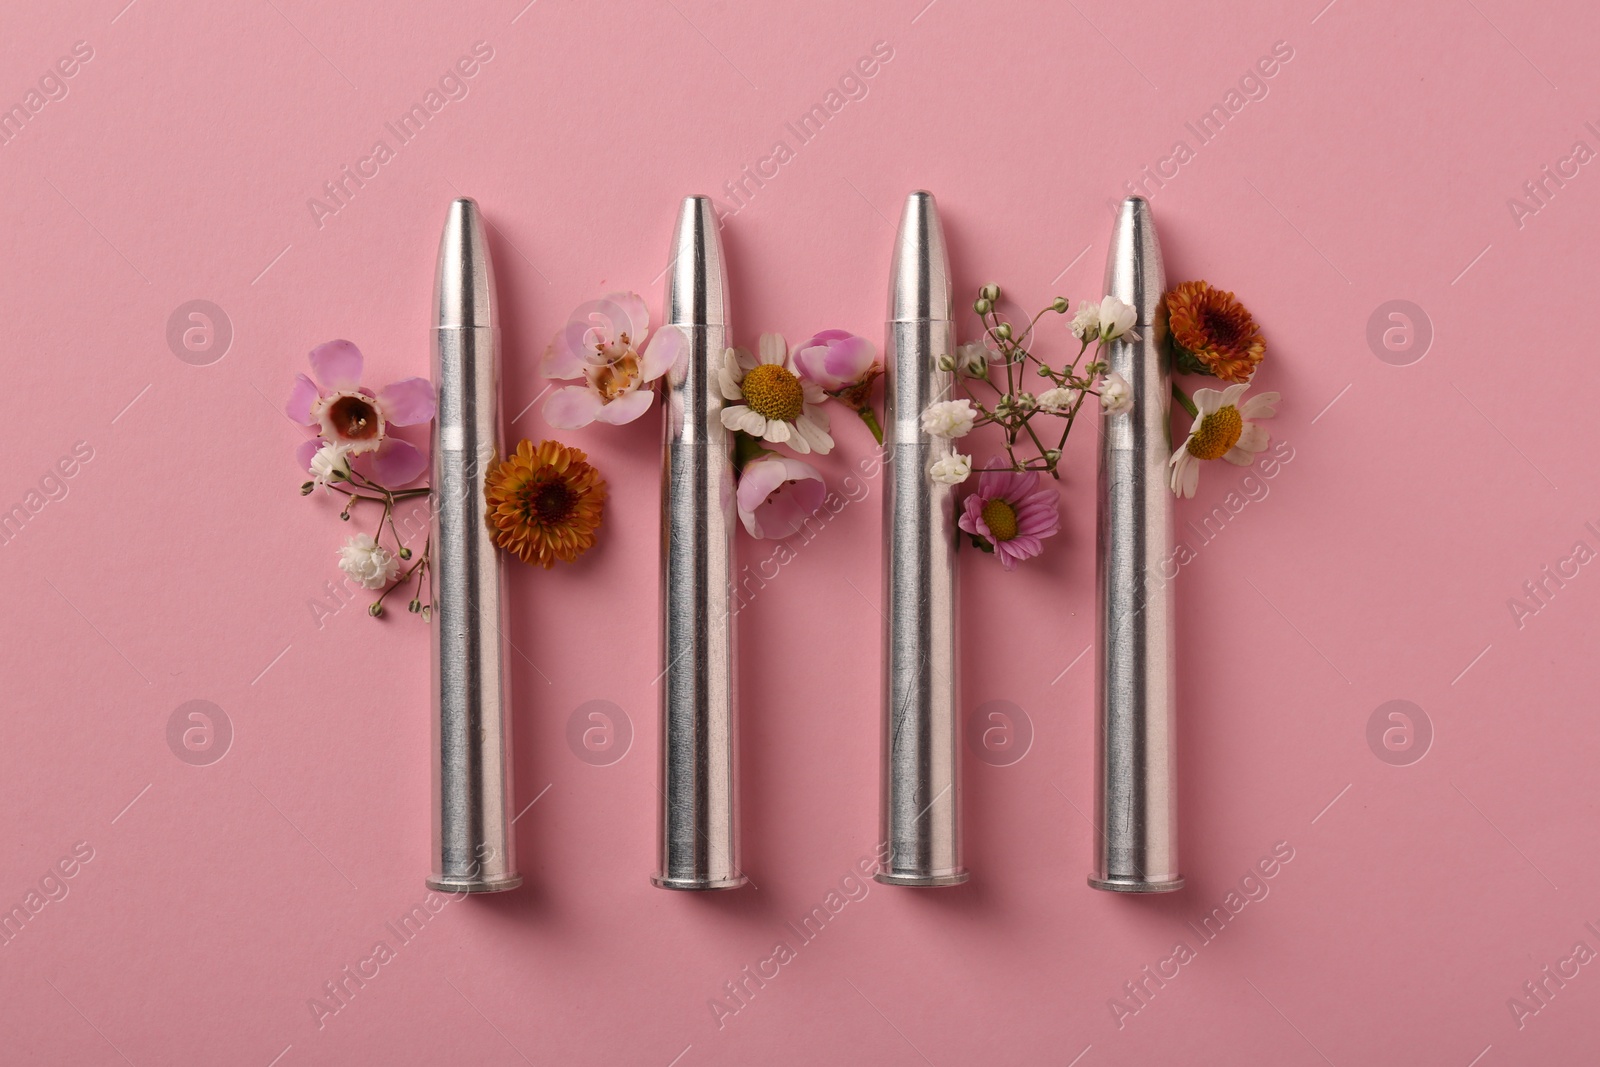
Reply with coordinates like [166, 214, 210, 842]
[1103, 197, 1165, 325]
[889, 191, 952, 323]
[664, 195, 728, 328]
[435, 197, 497, 329]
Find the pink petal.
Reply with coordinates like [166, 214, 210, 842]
[592, 389, 655, 426]
[308, 340, 364, 392]
[287, 373, 321, 425]
[605, 291, 650, 343]
[542, 332, 590, 380]
[736, 457, 790, 514]
[737, 456, 825, 539]
[795, 331, 876, 390]
[377, 377, 436, 426]
[360, 437, 427, 488]
[294, 437, 321, 473]
[641, 326, 686, 382]
[560, 295, 638, 357]
[543, 385, 604, 429]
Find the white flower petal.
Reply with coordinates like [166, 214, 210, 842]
[796, 415, 834, 455]
[758, 333, 787, 365]
[1181, 456, 1200, 497]
[1221, 447, 1255, 465]
[1240, 391, 1280, 419]
[1235, 422, 1269, 453]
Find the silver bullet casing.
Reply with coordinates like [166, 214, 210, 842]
[428, 198, 521, 893]
[877, 191, 966, 887]
[1092, 196, 1182, 893]
[654, 195, 744, 891]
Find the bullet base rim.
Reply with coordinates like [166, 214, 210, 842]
[1088, 875, 1184, 894]
[651, 874, 749, 891]
[427, 875, 523, 894]
[874, 869, 969, 887]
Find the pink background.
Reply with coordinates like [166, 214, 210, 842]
[3, 0, 1596, 1063]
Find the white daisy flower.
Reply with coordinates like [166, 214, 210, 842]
[929, 453, 972, 485]
[1099, 371, 1133, 414]
[1037, 386, 1081, 414]
[920, 398, 977, 439]
[1168, 382, 1280, 498]
[719, 333, 834, 454]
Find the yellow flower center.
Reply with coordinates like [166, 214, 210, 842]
[981, 498, 1019, 541]
[741, 363, 804, 422]
[588, 346, 640, 401]
[1186, 405, 1243, 461]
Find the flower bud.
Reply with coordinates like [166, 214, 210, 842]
[368, 602, 384, 617]
[1051, 297, 1070, 313]
[300, 481, 315, 495]
[974, 297, 992, 315]
[408, 599, 422, 614]
[1045, 449, 1062, 462]
[995, 323, 1012, 340]
[980, 284, 1000, 302]
[398, 546, 412, 560]
[938, 354, 956, 372]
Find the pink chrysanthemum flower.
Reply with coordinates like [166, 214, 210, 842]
[957, 465, 1061, 570]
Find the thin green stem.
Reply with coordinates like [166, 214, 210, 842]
[1172, 383, 1199, 419]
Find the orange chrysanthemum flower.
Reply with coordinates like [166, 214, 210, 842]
[1165, 281, 1265, 384]
[484, 439, 607, 568]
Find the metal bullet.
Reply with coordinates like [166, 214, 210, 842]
[1091, 196, 1182, 893]
[654, 195, 744, 891]
[428, 197, 521, 893]
[877, 190, 966, 887]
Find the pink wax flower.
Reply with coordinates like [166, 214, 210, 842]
[736, 454, 826, 539]
[957, 465, 1061, 570]
[541, 292, 683, 429]
[793, 330, 878, 392]
[793, 329, 884, 444]
[287, 340, 435, 487]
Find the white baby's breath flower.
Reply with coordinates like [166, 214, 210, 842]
[307, 442, 351, 490]
[1097, 295, 1140, 342]
[920, 398, 977, 439]
[954, 340, 991, 376]
[1070, 299, 1100, 341]
[929, 453, 972, 485]
[1038, 386, 1082, 414]
[338, 533, 399, 590]
[1100, 371, 1133, 415]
